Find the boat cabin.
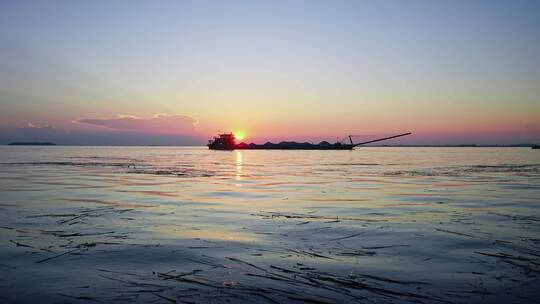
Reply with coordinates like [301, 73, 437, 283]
[208, 133, 236, 150]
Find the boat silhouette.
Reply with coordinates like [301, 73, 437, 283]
[208, 133, 412, 150]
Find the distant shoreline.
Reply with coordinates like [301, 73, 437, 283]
[375, 144, 537, 148]
[8, 142, 56, 146]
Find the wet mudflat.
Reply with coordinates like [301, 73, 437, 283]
[0, 146, 539, 303]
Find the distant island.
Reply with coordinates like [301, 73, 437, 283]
[8, 142, 57, 146]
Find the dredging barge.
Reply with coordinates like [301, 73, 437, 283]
[208, 132, 412, 150]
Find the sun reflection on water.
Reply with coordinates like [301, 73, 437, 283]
[151, 227, 255, 242]
[235, 151, 243, 185]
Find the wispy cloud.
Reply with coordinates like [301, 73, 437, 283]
[76, 114, 198, 134]
[26, 122, 52, 129]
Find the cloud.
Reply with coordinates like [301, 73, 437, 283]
[76, 114, 198, 134]
[26, 122, 52, 129]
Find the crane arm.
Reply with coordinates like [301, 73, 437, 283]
[351, 132, 412, 147]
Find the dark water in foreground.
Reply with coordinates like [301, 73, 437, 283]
[0, 146, 539, 303]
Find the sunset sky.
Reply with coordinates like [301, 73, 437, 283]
[0, 0, 539, 145]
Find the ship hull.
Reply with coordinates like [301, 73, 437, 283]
[208, 144, 354, 150]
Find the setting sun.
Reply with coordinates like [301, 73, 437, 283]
[234, 131, 246, 141]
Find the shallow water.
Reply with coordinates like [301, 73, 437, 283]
[0, 146, 539, 303]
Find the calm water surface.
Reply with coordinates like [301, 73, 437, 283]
[0, 147, 539, 303]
